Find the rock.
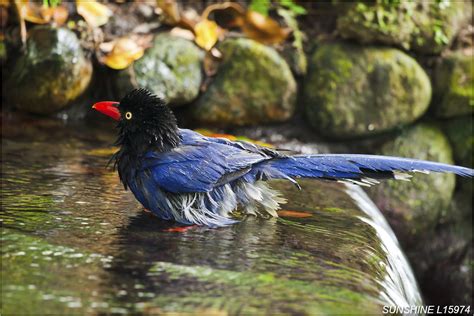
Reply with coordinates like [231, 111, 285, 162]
[337, 1, 471, 54]
[337, 2, 415, 50]
[433, 50, 473, 118]
[410, 2, 471, 54]
[0, 39, 6, 64]
[4, 26, 92, 114]
[408, 190, 472, 305]
[191, 38, 297, 126]
[304, 43, 431, 138]
[443, 116, 473, 195]
[115, 33, 204, 106]
[443, 116, 473, 168]
[367, 124, 456, 239]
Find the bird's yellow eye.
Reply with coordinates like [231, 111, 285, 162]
[125, 112, 132, 120]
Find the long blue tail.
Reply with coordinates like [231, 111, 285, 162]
[256, 154, 473, 185]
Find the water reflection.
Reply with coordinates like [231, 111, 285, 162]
[1, 115, 421, 314]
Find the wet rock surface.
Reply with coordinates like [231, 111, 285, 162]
[444, 116, 473, 169]
[115, 34, 204, 106]
[367, 124, 456, 240]
[4, 26, 92, 114]
[433, 50, 473, 118]
[304, 42, 431, 138]
[408, 190, 472, 306]
[191, 38, 297, 127]
[337, 1, 471, 54]
[1, 116, 421, 314]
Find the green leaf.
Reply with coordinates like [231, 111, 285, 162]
[279, 0, 307, 15]
[249, 0, 271, 16]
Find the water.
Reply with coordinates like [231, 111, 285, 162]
[1, 114, 422, 314]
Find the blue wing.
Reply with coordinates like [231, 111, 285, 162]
[138, 129, 473, 195]
[256, 154, 473, 184]
[140, 129, 272, 193]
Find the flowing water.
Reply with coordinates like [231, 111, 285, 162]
[1, 114, 422, 314]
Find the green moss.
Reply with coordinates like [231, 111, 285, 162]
[434, 51, 474, 118]
[443, 116, 473, 168]
[367, 124, 456, 238]
[192, 38, 297, 126]
[337, 2, 416, 49]
[1, 229, 111, 315]
[145, 261, 381, 315]
[304, 43, 431, 138]
[4, 26, 92, 114]
[116, 34, 204, 106]
[337, 1, 471, 54]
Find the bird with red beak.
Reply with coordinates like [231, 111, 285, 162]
[93, 89, 473, 227]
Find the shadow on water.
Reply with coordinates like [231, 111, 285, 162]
[1, 114, 421, 314]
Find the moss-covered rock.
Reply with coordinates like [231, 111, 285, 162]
[433, 50, 474, 118]
[337, 1, 471, 54]
[443, 116, 473, 168]
[115, 33, 204, 106]
[410, 1, 471, 54]
[443, 116, 473, 195]
[337, 2, 416, 50]
[367, 124, 456, 239]
[407, 190, 472, 306]
[4, 26, 92, 114]
[0, 39, 6, 64]
[304, 43, 431, 138]
[191, 38, 297, 126]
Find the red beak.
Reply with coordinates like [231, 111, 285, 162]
[92, 101, 121, 121]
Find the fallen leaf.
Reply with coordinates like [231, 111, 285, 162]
[51, 6, 68, 26]
[198, 2, 290, 45]
[242, 10, 290, 44]
[196, 129, 238, 141]
[76, 0, 112, 28]
[196, 129, 274, 148]
[0, 2, 8, 29]
[170, 26, 195, 41]
[156, 0, 180, 25]
[202, 2, 245, 29]
[85, 147, 119, 157]
[194, 18, 220, 51]
[17, 1, 48, 24]
[164, 225, 197, 233]
[277, 210, 312, 218]
[102, 37, 145, 70]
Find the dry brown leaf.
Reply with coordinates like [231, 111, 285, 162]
[13, 1, 69, 43]
[202, 2, 245, 29]
[52, 6, 69, 26]
[197, 2, 289, 46]
[102, 37, 145, 70]
[194, 19, 220, 51]
[20, 2, 49, 24]
[156, 0, 180, 25]
[76, 0, 112, 28]
[277, 210, 312, 218]
[170, 27, 195, 41]
[242, 10, 290, 45]
[0, 5, 8, 29]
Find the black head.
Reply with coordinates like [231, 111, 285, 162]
[93, 88, 180, 188]
[115, 89, 180, 154]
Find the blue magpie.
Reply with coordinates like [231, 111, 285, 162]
[93, 89, 473, 227]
